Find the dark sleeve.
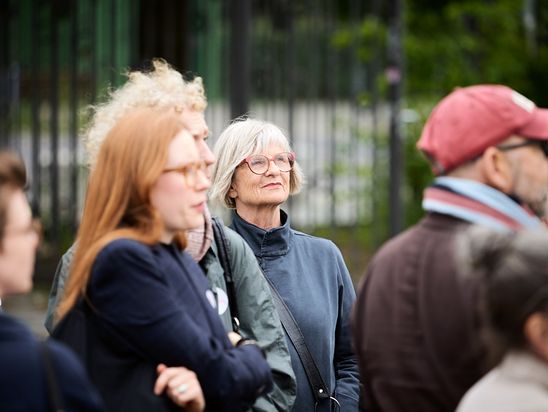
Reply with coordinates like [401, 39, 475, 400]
[89, 240, 272, 406]
[47, 340, 105, 412]
[332, 244, 360, 410]
[352, 261, 373, 412]
[45, 244, 77, 334]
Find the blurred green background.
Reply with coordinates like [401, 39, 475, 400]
[1, 0, 547, 294]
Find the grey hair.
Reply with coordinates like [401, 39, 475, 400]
[210, 118, 304, 209]
[456, 226, 548, 355]
[83, 59, 207, 168]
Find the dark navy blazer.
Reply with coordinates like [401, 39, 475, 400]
[85, 239, 272, 412]
[0, 312, 104, 411]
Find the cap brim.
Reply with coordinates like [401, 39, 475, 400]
[519, 107, 548, 140]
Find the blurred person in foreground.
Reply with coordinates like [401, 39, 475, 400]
[210, 118, 360, 411]
[456, 228, 548, 412]
[352, 85, 548, 412]
[45, 60, 295, 412]
[0, 151, 103, 411]
[54, 107, 272, 411]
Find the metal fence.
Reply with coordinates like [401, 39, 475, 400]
[1, 0, 396, 262]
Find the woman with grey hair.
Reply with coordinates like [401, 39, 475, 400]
[211, 118, 359, 411]
[456, 228, 548, 412]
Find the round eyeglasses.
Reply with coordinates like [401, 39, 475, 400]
[239, 152, 296, 175]
[163, 160, 209, 188]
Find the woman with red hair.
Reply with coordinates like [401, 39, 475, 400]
[56, 107, 272, 412]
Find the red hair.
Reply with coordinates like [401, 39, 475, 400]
[58, 108, 186, 318]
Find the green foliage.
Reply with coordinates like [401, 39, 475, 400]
[403, 103, 434, 226]
[331, 0, 548, 249]
[406, 0, 533, 96]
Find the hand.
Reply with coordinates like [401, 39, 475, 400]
[228, 331, 242, 346]
[154, 364, 205, 412]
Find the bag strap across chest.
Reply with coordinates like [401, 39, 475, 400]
[211, 216, 240, 333]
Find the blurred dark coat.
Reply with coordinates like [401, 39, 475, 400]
[0, 312, 104, 412]
[352, 213, 487, 412]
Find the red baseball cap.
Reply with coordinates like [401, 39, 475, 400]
[417, 85, 548, 174]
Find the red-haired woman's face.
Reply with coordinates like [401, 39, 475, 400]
[0, 190, 39, 297]
[150, 129, 210, 242]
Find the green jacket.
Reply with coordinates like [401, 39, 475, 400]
[45, 226, 296, 412]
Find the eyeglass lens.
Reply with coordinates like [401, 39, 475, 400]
[247, 153, 294, 174]
[184, 162, 207, 187]
[164, 162, 208, 187]
[540, 141, 548, 157]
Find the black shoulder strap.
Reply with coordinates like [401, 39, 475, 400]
[211, 216, 240, 332]
[263, 274, 332, 405]
[40, 341, 66, 412]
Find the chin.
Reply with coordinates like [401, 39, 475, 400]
[261, 195, 288, 205]
[186, 215, 205, 231]
[7, 280, 33, 295]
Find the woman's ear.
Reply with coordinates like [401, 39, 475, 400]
[479, 147, 514, 193]
[228, 186, 237, 199]
[524, 313, 548, 361]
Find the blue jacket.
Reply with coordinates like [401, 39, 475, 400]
[0, 312, 103, 411]
[231, 210, 360, 411]
[85, 239, 272, 412]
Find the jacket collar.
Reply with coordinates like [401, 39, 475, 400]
[499, 351, 548, 390]
[230, 209, 292, 257]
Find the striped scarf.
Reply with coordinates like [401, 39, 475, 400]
[185, 205, 214, 262]
[422, 177, 543, 231]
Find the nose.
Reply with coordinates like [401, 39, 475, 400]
[264, 159, 282, 176]
[195, 168, 211, 191]
[199, 140, 216, 167]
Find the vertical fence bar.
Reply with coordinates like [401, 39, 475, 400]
[326, 0, 337, 229]
[387, 0, 404, 237]
[49, 0, 60, 246]
[110, 0, 117, 86]
[69, 0, 79, 232]
[370, 0, 382, 246]
[308, 0, 318, 226]
[0, 1, 9, 148]
[30, 0, 41, 216]
[129, 0, 139, 67]
[286, 2, 295, 214]
[10, 64, 21, 153]
[350, 0, 362, 222]
[91, 0, 97, 103]
[229, 0, 250, 119]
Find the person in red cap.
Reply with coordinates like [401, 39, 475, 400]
[352, 84, 548, 412]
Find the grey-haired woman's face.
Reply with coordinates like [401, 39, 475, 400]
[228, 143, 291, 213]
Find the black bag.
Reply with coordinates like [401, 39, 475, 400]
[51, 299, 178, 412]
[211, 216, 241, 333]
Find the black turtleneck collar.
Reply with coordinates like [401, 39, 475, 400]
[230, 209, 293, 257]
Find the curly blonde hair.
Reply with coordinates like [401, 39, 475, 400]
[84, 59, 207, 167]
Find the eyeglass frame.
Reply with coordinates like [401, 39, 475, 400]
[162, 160, 209, 188]
[497, 139, 548, 157]
[238, 152, 296, 175]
